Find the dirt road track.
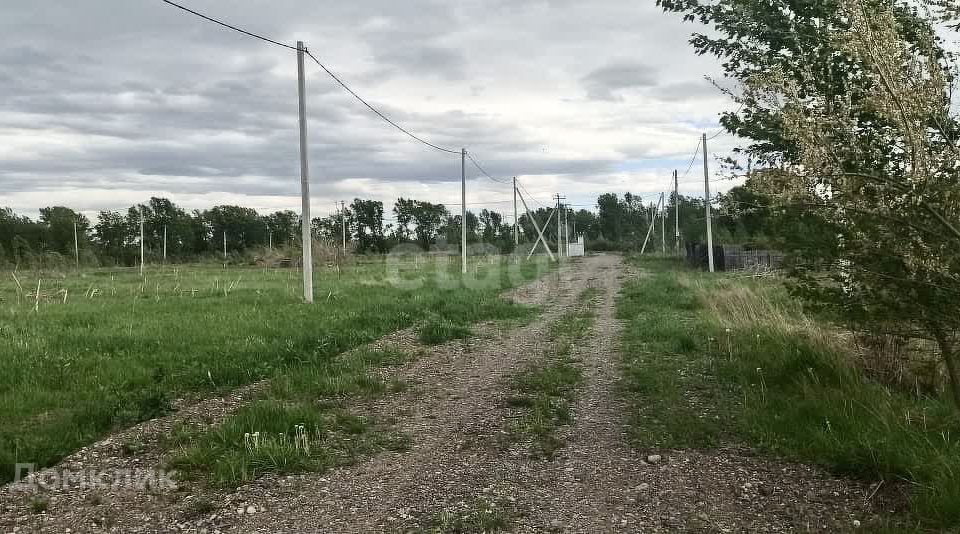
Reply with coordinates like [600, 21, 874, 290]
[0, 255, 871, 533]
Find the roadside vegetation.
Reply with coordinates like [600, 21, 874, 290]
[618, 256, 960, 531]
[0, 257, 545, 484]
[504, 287, 600, 459]
[419, 497, 509, 534]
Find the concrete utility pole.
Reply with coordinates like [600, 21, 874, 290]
[650, 201, 656, 249]
[163, 225, 168, 264]
[513, 177, 519, 246]
[139, 207, 145, 277]
[73, 219, 79, 268]
[554, 194, 565, 259]
[661, 192, 666, 254]
[674, 170, 680, 256]
[297, 41, 314, 302]
[640, 193, 663, 254]
[223, 231, 227, 261]
[461, 148, 467, 274]
[703, 133, 715, 273]
[340, 201, 347, 253]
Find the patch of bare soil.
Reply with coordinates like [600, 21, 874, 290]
[1, 255, 874, 533]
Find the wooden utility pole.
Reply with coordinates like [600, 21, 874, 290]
[297, 40, 314, 303]
[703, 133, 715, 272]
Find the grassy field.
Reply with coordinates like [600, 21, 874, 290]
[617, 256, 960, 531]
[0, 256, 549, 484]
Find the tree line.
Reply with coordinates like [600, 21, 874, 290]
[0, 188, 779, 268]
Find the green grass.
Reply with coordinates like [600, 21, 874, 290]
[0, 257, 548, 484]
[420, 497, 510, 534]
[168, 400, 409, 486]
[618, 256, 960, 531]
[417, 317, 473, 345]
[505, 287, 599, 459]
[169, 345, 416, 486]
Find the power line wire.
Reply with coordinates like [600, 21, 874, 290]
[678, 138, 702, 180]
[304, 51, 460, 155]
[159, 0, 298, 50]
[159, 1, 461, 156]
[706, 102, 745, 140]
[516, 181, 550, 208]
[466, 152, 511, 184]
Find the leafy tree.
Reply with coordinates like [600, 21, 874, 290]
[350, 199, 386, 253]
[38, 206, 89, 257]
[411, 201, 449, 251]
[0, 208, 43, 266]
[393, 198, 416, 242]
[660, 0, 960, 407]
[94, 210, 131, 264]
[203, 205, 264, 253]
[265, 210, 299, 248]
[571, 209, 599, 241]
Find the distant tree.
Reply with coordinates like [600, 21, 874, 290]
[94, 210, 130, 264]
[204, 205, 264, 253]
[410, 201, 448, 251]
[265, 210, 299, 248]
[38, 206, 89, 257]
[0, 208, 43, 266]
[393, 198, 416, 242]
[571, 209, 599, 241]
[596, 193, 623, 241]
[11, 235, 34, 267]
[350, 199, 386, 253]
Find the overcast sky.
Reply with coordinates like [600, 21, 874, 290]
[0, 0, 743, 222]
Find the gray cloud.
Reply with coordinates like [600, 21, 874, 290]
[651, 80, 724, 102]
[581, 61, 659, 101]
[0, 0, 736, 216]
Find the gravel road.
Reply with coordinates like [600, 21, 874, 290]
[0, 255, 873, 533]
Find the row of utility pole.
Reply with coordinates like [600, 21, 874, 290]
[295, 43, 500, 298]
[642, 132, 716, 273]
[292, 42, 717, 303]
